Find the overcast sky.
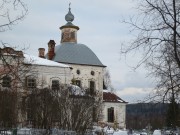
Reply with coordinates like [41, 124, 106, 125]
[1, 0, 155, 103]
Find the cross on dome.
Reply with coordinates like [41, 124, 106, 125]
[65, 2, 74, 23]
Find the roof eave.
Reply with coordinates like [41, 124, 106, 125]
[56, 61, 106, 67]
[103, 101, 128, 104]
[60, 25, 79, 30]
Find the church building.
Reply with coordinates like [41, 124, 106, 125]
[0, 4, 127, 129]
[36, 5, 127, 129]
[38, 6, 106, 99]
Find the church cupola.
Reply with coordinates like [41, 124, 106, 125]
[60, 3, 79, 43]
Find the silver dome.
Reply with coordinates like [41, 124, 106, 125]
[51, 43, 105, 67]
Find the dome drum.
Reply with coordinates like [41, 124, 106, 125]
[61, 28, 78, 43]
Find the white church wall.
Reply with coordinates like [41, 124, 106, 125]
[26, 65, 71, 89]
[102, 102, 126, 129]
[68, 64, 104, 90]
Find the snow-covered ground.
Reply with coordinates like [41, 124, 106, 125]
[94, 126, 128, 135]
[1, 128, 179, 135]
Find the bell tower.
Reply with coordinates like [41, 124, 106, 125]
[60, 3, 79, 43]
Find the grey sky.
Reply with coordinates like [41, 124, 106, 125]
[0, 0, 155, 103]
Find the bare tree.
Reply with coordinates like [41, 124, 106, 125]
[146, 45, 179, 102]
[103, 68, 114, 92]
[0, 47, 34, 128]
[0, 89, 18, 128]
[121, 0, 180, 127]
[21, 88, 55, 129]
[0, 1, 30, 129]
[0, 47, 32, 87]
[0, 0, 28, 32]
[24, 85, 102, 134]
[0, 0, 29, 90]
[146, 45, 180, 127]
[121, 0, 180, 102]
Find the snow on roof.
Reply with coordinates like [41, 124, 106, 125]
[3, 53, 19, 56]
[24, 54, 70, 68]
[103, 90, 127, 103]
[69, 85, 85, 96]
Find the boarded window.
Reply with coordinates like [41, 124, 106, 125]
[108, 107, 114, 122]
[2, 76, 11, 87]
[52, 80, 60, 90]
[90, 81, 95, 95]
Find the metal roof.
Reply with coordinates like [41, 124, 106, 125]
[52, 42, 106, 67]
[103, 91, 127, 103]
[59, 22, 79, 30]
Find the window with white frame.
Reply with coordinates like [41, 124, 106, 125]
[26, 77, 36, 88]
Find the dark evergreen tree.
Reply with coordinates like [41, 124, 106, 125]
[166, 97, 179, 128]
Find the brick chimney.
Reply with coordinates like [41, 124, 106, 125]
[48, 40, 56, 60]
[38, 48, 45, 58]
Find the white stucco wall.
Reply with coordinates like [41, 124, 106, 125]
[102, 102, 126, 129]
[26, 65, 71, 88]
[67, 64, 105, 96]
[25, 62, 104, 93]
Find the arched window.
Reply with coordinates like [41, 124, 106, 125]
[2, 76, 11, 87]
[91, 71, 95, 76]
[76, 69, 80, 75]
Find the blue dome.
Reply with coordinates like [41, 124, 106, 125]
[52, 43, 105, 67]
